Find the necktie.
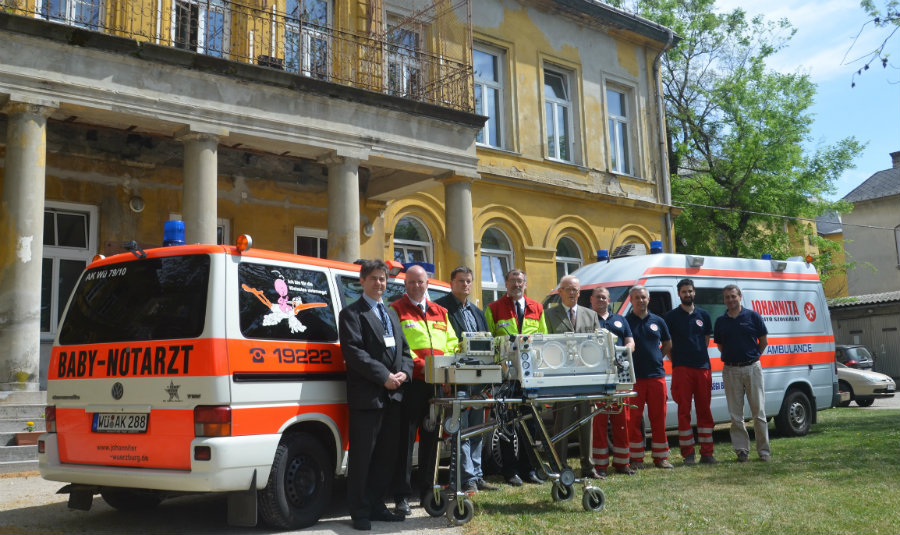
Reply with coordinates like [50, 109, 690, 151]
[516, 301, 524, 332]
[569, 307, 576, 327]
[419, 303, 426, 316]
[462, 304, 477, 333]
[377, 302, 393, 337]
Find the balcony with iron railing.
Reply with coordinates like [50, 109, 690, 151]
[2, 0, 474, 113]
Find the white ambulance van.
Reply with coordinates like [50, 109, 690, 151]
[39, 236, 449, 528]
[545, 251, 839, 437]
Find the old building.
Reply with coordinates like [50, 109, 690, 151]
[841, 151, 900, 296]
[0, 0, 676, 391]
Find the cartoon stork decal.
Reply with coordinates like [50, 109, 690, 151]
[242, 271, 326, 333]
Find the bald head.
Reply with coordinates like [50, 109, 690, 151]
[405, 265, 429, 302]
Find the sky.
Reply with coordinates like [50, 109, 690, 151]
[713, 0, 899, 200]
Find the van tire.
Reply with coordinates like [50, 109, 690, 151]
[774, 390, 811, 437]
[259, 432, 333, 529]
[99, 487, 163, 511]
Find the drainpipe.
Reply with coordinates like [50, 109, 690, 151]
[652, 28, 675, 252]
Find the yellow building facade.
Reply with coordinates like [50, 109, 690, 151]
[0, 0, 676, 389]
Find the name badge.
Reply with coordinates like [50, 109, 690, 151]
[384, 336, 396, 348]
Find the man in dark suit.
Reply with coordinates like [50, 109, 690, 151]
[338, 259, 412, 531]
[435, 266, 499, 494]
[545, 275, 603, 479]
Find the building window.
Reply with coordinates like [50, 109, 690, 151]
[172, 0, 229, 58]
[42, 202, 98, 338]
[386, 14, 422, 98]
[38, 0, 102, 29]
[556, 237, 582, 281]
[169, 214, 230, 245]
[295, 226, 327, 258]
[393, 216, 432, 263]
[607, 87, 631, 175]
[544, 68, 573, 162]
[895, 225, 900, 265]
[284, 0, 330, 78]
[474, 46, 504, 148]
[480, 227, 513, 305]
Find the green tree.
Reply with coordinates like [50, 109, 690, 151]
[612, 0, 862, 267]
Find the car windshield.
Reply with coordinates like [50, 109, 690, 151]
[58, 255, 210, 344]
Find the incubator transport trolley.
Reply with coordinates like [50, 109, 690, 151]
[422, 331, 637, 525]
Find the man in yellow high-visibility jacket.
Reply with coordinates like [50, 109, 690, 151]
[389, 265, 458, 516]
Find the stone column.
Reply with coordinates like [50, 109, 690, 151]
[0, 100, 56, 391]
[325, 156, 361, 263]
[177, 129, 221, 245]
[442, 176, 476, 274]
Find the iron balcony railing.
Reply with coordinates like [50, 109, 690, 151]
[5, 0, 474, 113]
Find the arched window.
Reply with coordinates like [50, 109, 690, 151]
[480, 227, 513, 305]
[393, 216, 432, 263]
[556, 236, 582, 280]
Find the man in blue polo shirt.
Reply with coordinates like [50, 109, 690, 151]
[625, 285, 672, 469]
[664, 279, 716, 466]
[714, 284, 769, 463]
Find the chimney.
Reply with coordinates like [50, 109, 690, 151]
[892, 151, 900, 169]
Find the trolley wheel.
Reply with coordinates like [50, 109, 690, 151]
[582, 487, 606, 512]
[422, 489, 449, 517]
[551, 482, 575, 502]
[447, 498, 475, 526]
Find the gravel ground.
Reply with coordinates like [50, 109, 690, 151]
[0, 473, 463, 535]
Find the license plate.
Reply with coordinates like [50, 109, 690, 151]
[92, 413, 149, 433]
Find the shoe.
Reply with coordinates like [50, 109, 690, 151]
[631, 461, 645, 470]
[372, 509, 405, 522]
[462, 481, 478, 494]
[736, 451, 749, 463]
[525, 471, 543, 484]
[683, 454, 696, 466]
[597, 468, 608, 479]
[476, 478, 499, 491]
[654, 459, 674, 469]
[614, 465, 635, 475]
[506, 475, 523, 487]
[394, 498, 411, 516]
[581, 467, 605, 480]
[759, 454, 771, 462]
[699, 455, 719, 465]
[352, 518, 371, 531]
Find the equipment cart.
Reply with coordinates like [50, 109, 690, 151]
[423, 331, 637, 525]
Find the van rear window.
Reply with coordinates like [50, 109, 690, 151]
[58, 255, 210, 345]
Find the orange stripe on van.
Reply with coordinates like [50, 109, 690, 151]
[231, 403, 349, 438]
[665, 351, 834, 374]
[50, 339, 229, 380]
[56, 407, 193, 470]
[642, 267, 821, 281]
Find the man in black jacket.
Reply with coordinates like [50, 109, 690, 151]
[435, 266, 499, 493]
[338, 259, 413, 531]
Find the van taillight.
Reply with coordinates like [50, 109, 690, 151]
[45, 406, 56, 433]
[193, 406, 231, 437]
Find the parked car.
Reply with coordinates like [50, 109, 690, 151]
[835, 344, 875, 369]
[836, 362, 896, 407]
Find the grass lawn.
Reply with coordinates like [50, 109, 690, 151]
[459, 407, 900, 535]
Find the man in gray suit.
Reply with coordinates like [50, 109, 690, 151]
[546, 275, 603, 479]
